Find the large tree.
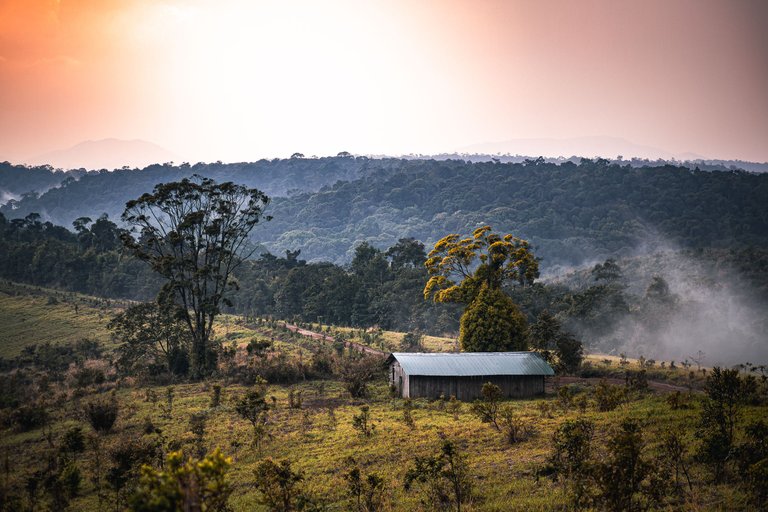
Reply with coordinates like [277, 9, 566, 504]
[121, 175, 270, 378]
[424, 226, 538, 351]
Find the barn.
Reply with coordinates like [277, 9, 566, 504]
[386, 352, 554, 401]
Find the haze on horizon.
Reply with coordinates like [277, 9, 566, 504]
[1, 0, 767, 166]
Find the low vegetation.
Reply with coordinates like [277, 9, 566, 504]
[1, 287, 766, 510]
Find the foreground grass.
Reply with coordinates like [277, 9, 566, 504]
[1, 285, 764, 510]
[2, 376, 764, 511]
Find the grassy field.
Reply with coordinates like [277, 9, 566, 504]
[0, 285, 765, 510]
[0, 281, 118, 358]
[3, 375, 765, 511]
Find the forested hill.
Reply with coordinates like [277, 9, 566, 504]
[259, 160, 768, 264]
[3, 158, 768, 267]
[0, 156, 376, 221]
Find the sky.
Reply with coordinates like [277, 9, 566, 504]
[1, 0, 767, 166]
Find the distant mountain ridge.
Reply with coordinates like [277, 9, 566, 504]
[25, 138, 179, 171]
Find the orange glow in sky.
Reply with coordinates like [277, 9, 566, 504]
[1, 0, 767, 164]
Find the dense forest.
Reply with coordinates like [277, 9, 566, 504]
[3, 158, 767, 266]
[2, 210, 767, 365]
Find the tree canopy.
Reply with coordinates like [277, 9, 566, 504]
[425, 227, 537, 352]
[424, 226, 539, 305]
[120, 175, 270, 378]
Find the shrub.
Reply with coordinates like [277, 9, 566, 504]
[108, 437, 163, 510]
[129, 449, 233, 512]
[338, 354, 383, 398]
[288, 389, 303, 410]
[352, 406, 375, 438]
[665, 391, 691, 410]
[697, 367, 746, 482]
[592, 419, 650, 511]
[253, 458, 311, 512]
[235, 389, 271, 449]
[84, 397, 119, 433]
[736, 420, 768, 508]
[74, 367, 106, 388]
[161, 386, 174, 419]
[625, 370, 649, 393]
[189, 412, 208, 459]
[498, 405, 534, 444]
[470, 382, 503, 430]
[402, 398, 415, 429]
[593, 380, 625, 412]
[246, 338, 272, 357]
[10, 403, 49, 432]
[446, 396, 462, 420]
[59, 463, 82, 500]
[210, 384, 222, 408]
[61, 426, 86, 459]
[404, 438, 473, 511]
[546, 418, 594, 509]
[400, 332, 423, 352]
[344, 457, 386, 512]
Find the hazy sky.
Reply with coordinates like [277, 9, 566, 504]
[1, 0, 767, 164]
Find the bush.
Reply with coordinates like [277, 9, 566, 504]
[338, 354, 383, 398]
[499, 405, 534, 444]
[593, 380, 625, 412]
[352, 406, 375, 438]
[61, 426, 86, 458]
[546, 418, 594, 509]
[108, 436, 164, 509]
[235, 388, 271, 449]
[130, 449, 233, 512]
[401, 398, 416, 429]
[84, 397, 119, 433]
[592, 419, 650, 511]
[59, 463, 82, 500]
[697, 367, 746, 482]
[470, 382, 503, 430]
[344, 457, 386, 512]
[665, 391, 691, 410]
[210, 384, 222, 408]
[10, 403, 49, 432]
[74, 367, 106, 388]
[404, 438, 473, 511]
[446, 396, 462, 420]
[253, 458, 312, 512]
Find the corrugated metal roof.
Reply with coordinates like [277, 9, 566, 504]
[388, 352, 555, 377]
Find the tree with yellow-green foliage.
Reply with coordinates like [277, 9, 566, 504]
[424, 226, 537, 352]
[128, 449, 232, 512]
[459, 284, 528, 351]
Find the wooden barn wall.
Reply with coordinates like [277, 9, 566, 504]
[407, 375, 544, 401]
[389, 361, 409, 398]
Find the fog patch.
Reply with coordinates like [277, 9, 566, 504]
[0, 189, 19, 206]
[560, 249, 768, 367]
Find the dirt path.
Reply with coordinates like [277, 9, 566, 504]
[552, 376, 697, 394]
[282, 323, 388, 358]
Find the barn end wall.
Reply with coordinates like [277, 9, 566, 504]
[407, 375, 544, 401]
[389, 361, 409, 398]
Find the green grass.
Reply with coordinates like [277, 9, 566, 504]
[0, 281, 116, 357]
[2, 375, 764, 511]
